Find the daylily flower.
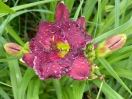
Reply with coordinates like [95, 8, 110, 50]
[22, 2, 93, 80]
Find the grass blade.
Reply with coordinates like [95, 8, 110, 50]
[0, 87, 10, 99]
[0, 1, 16, 13]
[93, 16, 132, 43]
[73, 0, 84, 20]
[98, 58, 132, 95]
[18, 68, 35, 99]
[93, 79, 124, 99]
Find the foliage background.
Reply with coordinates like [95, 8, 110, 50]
[0, 0, 132, 99]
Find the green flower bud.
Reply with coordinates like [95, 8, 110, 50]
[84, 43, 96, 64]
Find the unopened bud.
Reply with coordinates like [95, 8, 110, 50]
[96, 34, 127, 57]
[84, 43, 96, 63]
[4, 43, 22, 56]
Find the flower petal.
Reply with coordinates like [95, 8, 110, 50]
[77, 17, 86, 28]
[34, 22, 66, 52]
[55, 2, 69, 23]
[33, 51, 76, 80]
[67, 55, 91, 80]
[35, 22, 54, 50]
[62, 21, 92, 49]
[22, 53, 34, 68]
[29, 38, 41, 54]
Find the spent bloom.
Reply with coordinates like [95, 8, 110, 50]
[22, 2, 93, 80]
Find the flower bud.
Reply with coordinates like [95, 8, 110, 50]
[96, 34, 127, 57]
[4, 43, 22, 56]
[84, 43, 96, 63]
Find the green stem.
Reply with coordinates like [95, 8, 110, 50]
[78, 80, 86, 99]
[18, 68, 35, 99]
[72, 80, 86, 99]
[8, 60, 18, 99]
[66, 87, 74, 99]
[52, 79, 62, 99]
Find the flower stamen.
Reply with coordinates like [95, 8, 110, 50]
[57, 42, 70, 58]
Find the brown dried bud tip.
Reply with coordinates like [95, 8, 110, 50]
[88, 74, 98, 80]
[4, 43, 22, 56]
[96, 34, 127, 57]
[99, 75, 105, 80]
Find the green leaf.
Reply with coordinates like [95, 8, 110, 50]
[102, 67, 132, 80]
[98, 58, 132, 95]
[72, 80, 86, 99]
[65, 0, 75, 12]
[52, 79, 62, 99]
[18, 68, 35, 99]
[93, 16, 132, 44]
[6, 24, 24, 46]
[115, 0, 120, 29]
[0, 87, 10, 99]
[93, 79, 124, 99]
[47, 2, 57, 22]
[0, 1, 16, 13]
[12, 0, 59, 11]
[32, 78, 41, 99]
[73, 0, 84, 20]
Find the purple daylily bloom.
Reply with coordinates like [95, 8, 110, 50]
[22, 2, 92, 80]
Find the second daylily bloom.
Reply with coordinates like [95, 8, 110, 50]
[22, 2, 93, 80]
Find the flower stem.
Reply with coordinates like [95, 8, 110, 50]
[52, 79, 62, 99]
[72, 80, 86, 99]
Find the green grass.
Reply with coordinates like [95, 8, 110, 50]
[0, 0, 132, 99]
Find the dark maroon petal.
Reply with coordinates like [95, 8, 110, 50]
[33, 51, 75, 80]
[22, 53, 34, 68]
[77, 17, 86, 28]
[34, 22, 66, 52]
[35, 22, 54, 50]
[94, 43, 98, 49]
[67, 55, 91, 80]
[29, 38, 41, 54]
[62, 21, 92, 49]
[55, 2, 69, 23]
[28, 22, 52, 53]
[37, 22, 54, 35]
[85, 33, 93, 44]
